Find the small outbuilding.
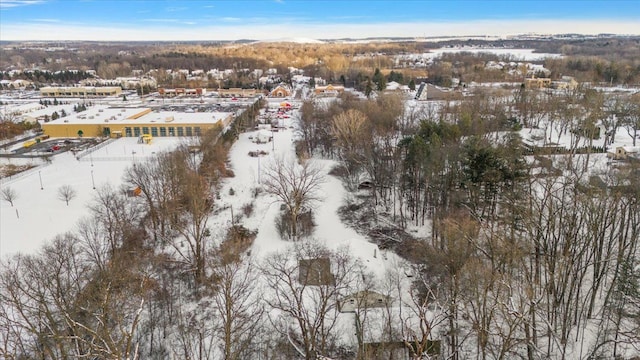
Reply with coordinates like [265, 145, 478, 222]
[339, 290, 392, 313]
[608, 146, 640, 161]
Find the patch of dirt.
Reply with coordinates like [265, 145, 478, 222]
[0, 164, 35, 178]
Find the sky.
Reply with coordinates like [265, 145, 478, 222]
[0, 0, 639, 41]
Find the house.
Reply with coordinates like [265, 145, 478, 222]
[335, 299, 441, 359]
[553, 76, 578, 90]
[298, 258, 334, 286]
[385, 81, 410, 93]
[607, 146, 640, 161]
[524, 76, 552, 89]
[269, 85, 292, 98]
[314, 84, 345, 97]
[126, 186, 142, 197]
[339, 290, 392, 313]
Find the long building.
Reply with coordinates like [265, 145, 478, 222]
[40, 86, 122, 98]
[41, 106, 233, 138]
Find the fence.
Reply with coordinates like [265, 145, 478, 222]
[77, 155, 148, 162]
[75, 138, 117, 160]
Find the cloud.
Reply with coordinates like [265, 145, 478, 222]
[220, 17, 242, 22]
[0, 0, 45, 9]
[165, 6, 188, 12]
[31, 18, 59, 22]
[1, 19, 638, 41]
[142, 18, 180, 23]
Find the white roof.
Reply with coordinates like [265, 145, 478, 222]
[138, 110, 231, 125]
[44, 105, 231, 126]
[621, 146, 640, 153]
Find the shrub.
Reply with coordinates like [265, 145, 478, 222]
[242, 203, 254, 217]
[275, 208, 315, 240]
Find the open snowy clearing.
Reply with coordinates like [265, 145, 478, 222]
[427, 47, 562, 60]
[0, 137, 183, 257]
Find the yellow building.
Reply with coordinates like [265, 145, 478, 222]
[41, 106, 234, 138]
[40, 86, 122, 98]
[314, 84, 345, 96]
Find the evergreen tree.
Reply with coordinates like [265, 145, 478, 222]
[365, 78, 373, 98]
[372, 68, 386, 91]
[409, 79, 416, 91]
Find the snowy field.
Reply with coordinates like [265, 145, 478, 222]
[396, 48, 562, 64]
[427, 47, 562, 60]
[0, 137, 183, 258]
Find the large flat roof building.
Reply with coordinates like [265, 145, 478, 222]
[41, 105, 234, 138]
[40, 86, 122, 98]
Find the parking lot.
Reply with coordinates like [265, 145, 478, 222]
[10, 137, 100, 156]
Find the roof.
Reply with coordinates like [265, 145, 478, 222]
[298, 258, 334, 285]
[44, 105, 232, 126]
[621, 146, 640, 153]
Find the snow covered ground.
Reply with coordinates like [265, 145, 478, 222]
[1, 111, 401, 280]
[215, 112, 402, 279]
[396, 48, 561, 65]
[426, 47, 562, 61]
[0, 137, 183, 258]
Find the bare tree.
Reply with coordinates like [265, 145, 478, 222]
[261, 241, 366, 359]
[57, 184, 77, 206]
[262, 157, 325, 241]
[621, 93, 640, 146]
[170, 165, 214, 287]
[1, 186, 17, 207]
[211, 257, 264, 360]
[332, 108, 369, 158]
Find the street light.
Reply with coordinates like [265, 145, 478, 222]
[38, 171, 43, 190]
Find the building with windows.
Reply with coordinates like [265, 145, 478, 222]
[314, 84, 345, 96]
[269, 85, 292, 98]
[40, 86, 122, 98]
[158, 87, 206, 97]
[41, 105, 234, 138]
[217, 88, 262, 98]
